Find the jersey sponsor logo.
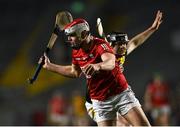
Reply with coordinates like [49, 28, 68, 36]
[74, 54, 94, 61]
[74, 56, 88, 61]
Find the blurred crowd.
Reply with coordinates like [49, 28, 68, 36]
[143, 73, 180, 126]
[29, 73, 180, 126]
[31, 89, 96, 126]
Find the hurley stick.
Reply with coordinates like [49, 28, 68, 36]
[28, 11, 73, 84]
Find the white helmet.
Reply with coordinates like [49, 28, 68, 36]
[64, 18, 90, 39]
[63, 18, 90, 49]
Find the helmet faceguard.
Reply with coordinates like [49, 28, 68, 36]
[107, 32, 129, 47]
[64, 18, 90, 39]
[63, 18, 90, 49]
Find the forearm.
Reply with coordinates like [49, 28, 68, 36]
[131, 27, 156, 46]
[131, 10, 162, 46]
[95, 59, 115, 71]
[83, 53, 115, 76]
[96, 52, 116, 71]
[127, 27, 157, 55]
[46, 63, 79, 78]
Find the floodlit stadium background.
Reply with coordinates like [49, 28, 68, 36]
[0, 0, 180, 125]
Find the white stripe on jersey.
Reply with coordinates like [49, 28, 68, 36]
[101, 44, 109, 50]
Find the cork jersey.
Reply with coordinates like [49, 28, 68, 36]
[85, 52, 127, 103]
[147, 82, 170, 107]
[72, 37, 128, 101]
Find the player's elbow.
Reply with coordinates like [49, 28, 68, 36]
[72, 71, 82, 78]
[71, 65, 82, 78]
[110, 60, 116, 70]
[107, 59, 115, 70]
[108, 55, 116, 70]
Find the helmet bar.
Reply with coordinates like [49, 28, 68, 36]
[64, 18, 90, 38]
[64, 22, 89, 36]
[107, 33, 129, 45]
[63, 18, 90, 49]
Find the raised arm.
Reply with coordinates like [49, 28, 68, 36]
[127, 10, 163, 55]
[40, 54, 82, 78]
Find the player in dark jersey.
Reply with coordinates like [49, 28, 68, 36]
[40, 10, 162, 126]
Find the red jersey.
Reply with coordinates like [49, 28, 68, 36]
[147, 82, 170, 107]
[49, 96, 66, 115]
[72, 37, 128, 101]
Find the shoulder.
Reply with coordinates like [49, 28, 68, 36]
[93, 36, 108, 45]
[91, 36, 113, 55]
[93, 36, 112, 49]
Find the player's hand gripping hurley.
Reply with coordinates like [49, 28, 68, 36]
[28, 11, 73, 84]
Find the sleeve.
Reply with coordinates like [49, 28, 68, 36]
[97, 42, 114, 55]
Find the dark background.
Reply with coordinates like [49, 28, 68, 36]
[0, 0, 180, 125]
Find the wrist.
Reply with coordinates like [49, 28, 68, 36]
[96, 63, 101, 71]
[46, 63, 52, 71]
